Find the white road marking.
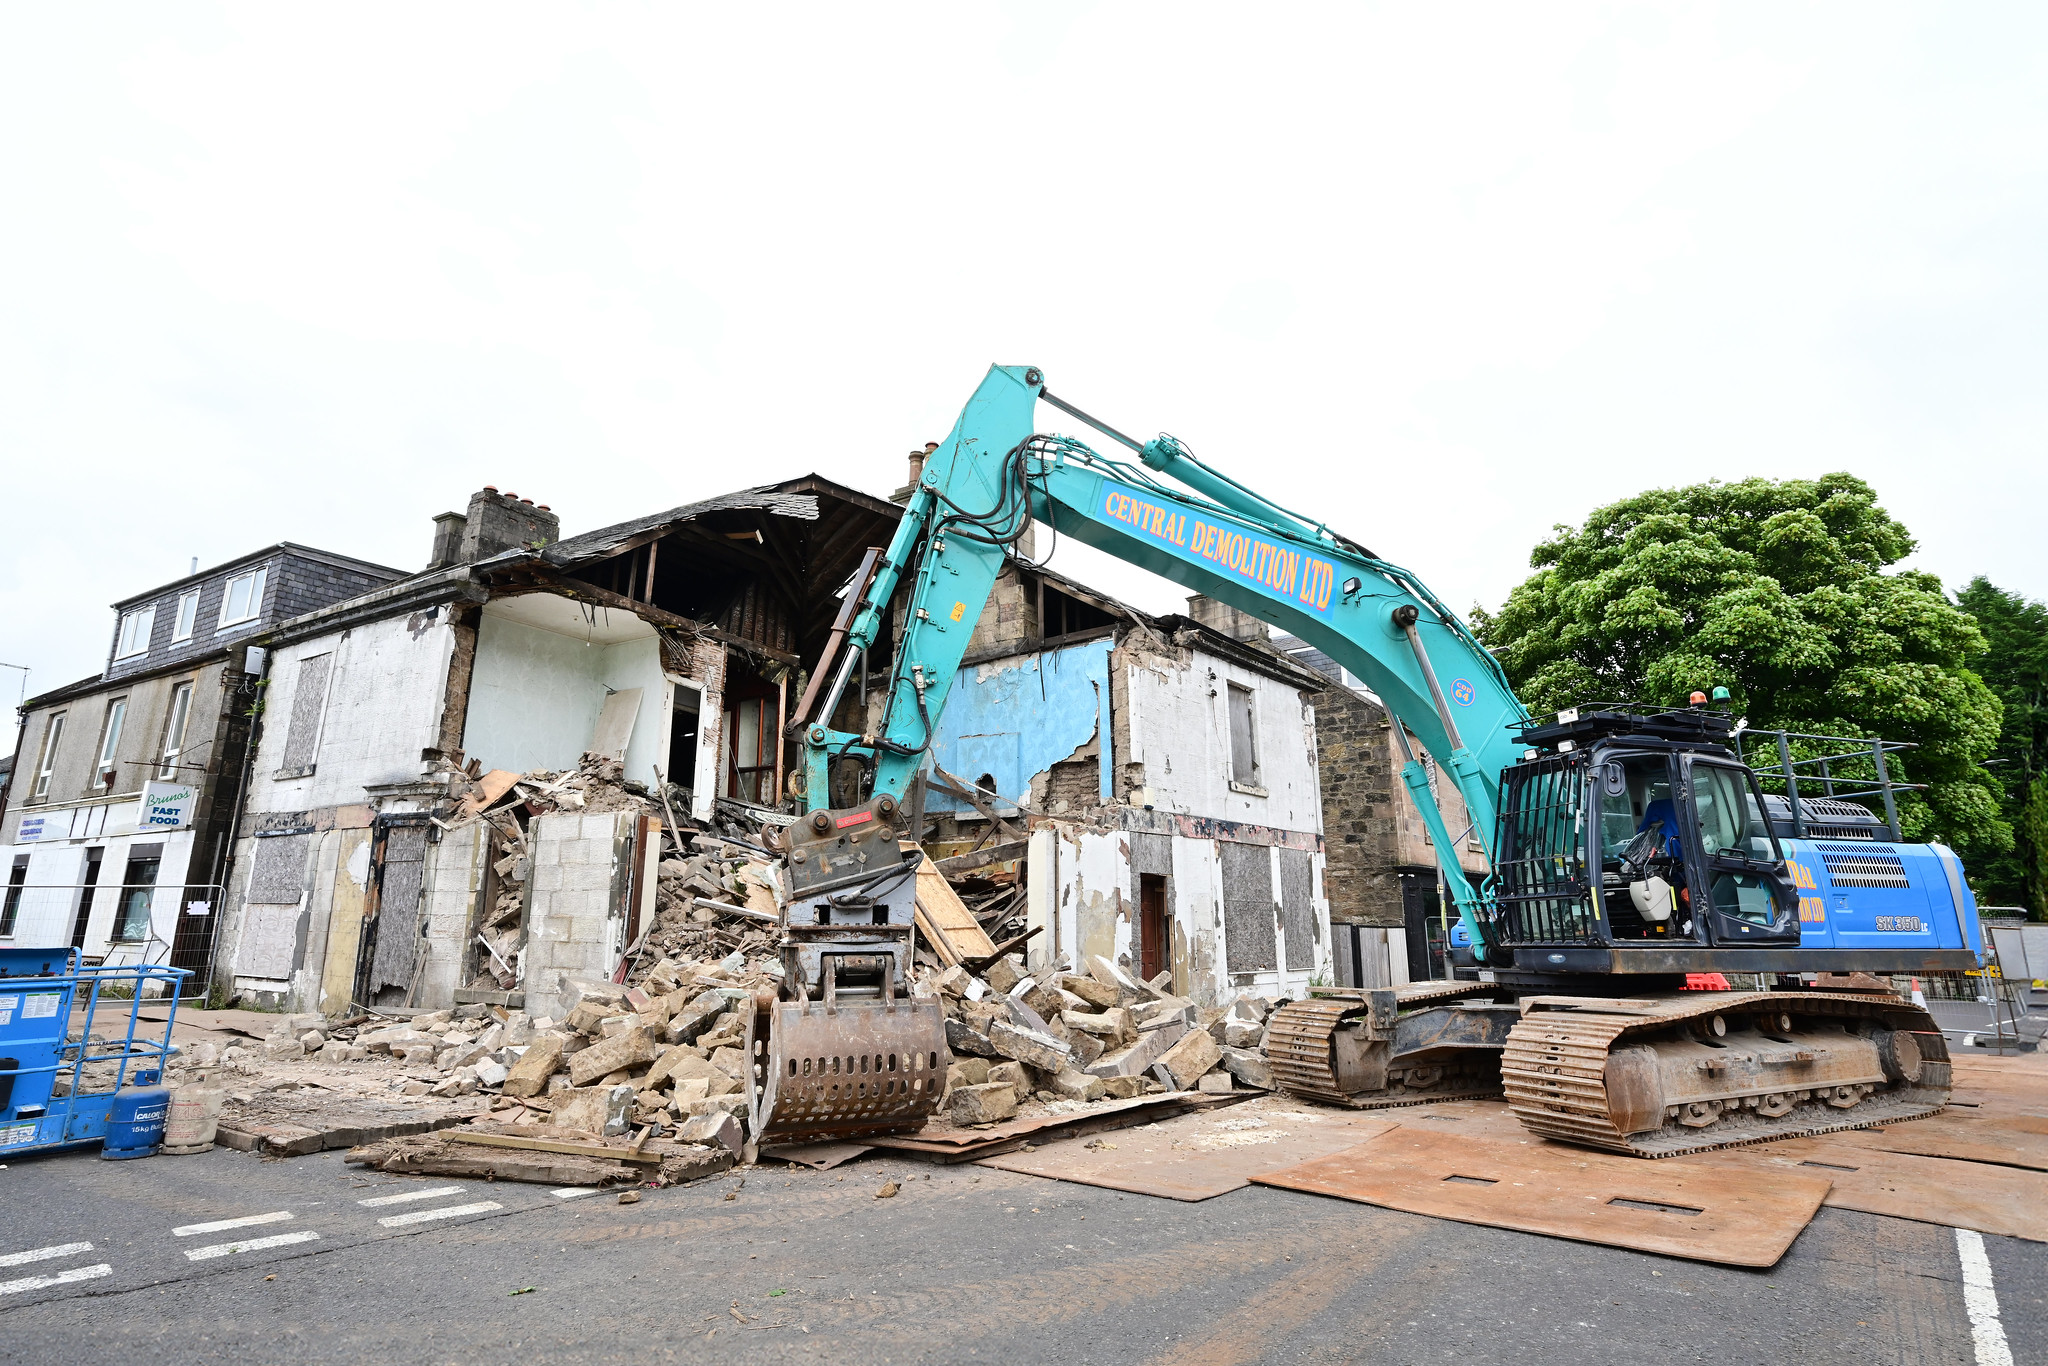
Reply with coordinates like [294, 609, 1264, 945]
[551, 1188, 596, 1199]
[0, 1264, 112, 1296]
[183, 1230, 322, 1261]
[357, 1186, 464, 1208]
[1957, 1228, 2014, 1366]
[0, 1242, 94, 1268]
[173, 1211, 294, 1237]
[377, 1200, 503, 1228]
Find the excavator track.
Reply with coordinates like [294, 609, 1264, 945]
[1268, 983, 1505, 1109]
[1502, 990, 1951, 1158]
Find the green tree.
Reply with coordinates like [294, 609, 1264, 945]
[1954, 577, 2048, 917]
[1474, 474, 2007, 856]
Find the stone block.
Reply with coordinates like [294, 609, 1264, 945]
[670, 1077, 710, 1107]
[1157, 1028, 1223, 1090]
[686, 1093, 748, 1121]
[1049, 1069, 1107, 1102]
[566, 1000, 617, 1035]
[1084, 1019, 1187, 1078]
[1133, 996, 1197, 1029]
[935, 965, 973, 997]
[984, 956, 1026, 996]
[1003, 993, 1051, 1035]
[1217, 1045, 1273, 1091]
[987, 1020, 1073, 1072]
[495, 1036, 561, 1097]
[264, 1039, 306, 1062]
[1084, 955, 1141, 1004]
[1222, 1019, 1265, 1050]
[1060, 1008, 1135, 1046]
[664, 991, 729, 1046]
[475, 1060, 510, 1088]
[1196, 1072, 1235, 1094]
[678, 1110, 745, 1155]
[710, 1046, 749, 1081]
[1098, 1075, 1147, 1100]
[551, 1083, 635, 1136]
[1067, 1031, 1105, 1068]
[298, 1030, 326, 1049]
[400, 1046, 437, 1067]
[951, 1057, 991, 1087]
[568, 1024, 662, 1086]
[948, 1082, 1018, 1125]
[945, 1018, 999, 1058]
[987, 1061, 1029, 1091]
[1058, 974, 1119, 1010]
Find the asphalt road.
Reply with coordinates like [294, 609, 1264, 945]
[0, 1141, 2037, 1365]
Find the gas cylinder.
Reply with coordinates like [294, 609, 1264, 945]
[101, 1083, 171, 1160]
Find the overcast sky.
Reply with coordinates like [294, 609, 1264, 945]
[4, 4, 2044, 752]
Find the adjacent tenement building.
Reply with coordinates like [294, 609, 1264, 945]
[0, 546, 402, 977]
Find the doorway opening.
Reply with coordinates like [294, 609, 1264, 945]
[1138, 873, 1170, 983]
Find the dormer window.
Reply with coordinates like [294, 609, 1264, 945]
[115, 606, 155, 659]
[218, 567, 267, 628]
[171, 589, 200, 643]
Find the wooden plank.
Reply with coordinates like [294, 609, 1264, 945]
[934, 840, 1031, 877]
[455, 770, 522, 819]
[914, 904, 963, 968]
[448, 1129, 663, 1164]
[914, 853, 998, 959]
[1255, 1128, 1830, 1268]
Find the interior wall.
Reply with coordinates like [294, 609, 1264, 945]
[462, 609, 664, 778]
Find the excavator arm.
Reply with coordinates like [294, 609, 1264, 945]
[791, 364, 1528, 956]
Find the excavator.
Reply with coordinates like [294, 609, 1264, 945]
[741, 364, 1986, 1158]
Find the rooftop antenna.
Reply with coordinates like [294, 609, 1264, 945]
[0, 662, 26, 708]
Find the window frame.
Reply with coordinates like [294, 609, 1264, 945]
[1, 855, 28, 937]
[158, 680, 196, 779]
[95, 697, 128, 785]
[171, 589, 201, 643]
[217, 566, 268, 629]
[30, 712, 66, 802]
[1226, 681, 1263, 793]
[112, 854, 161, 942]
[115, 606, 156, 659]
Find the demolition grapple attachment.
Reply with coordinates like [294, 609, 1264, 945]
[744, 795, 948, 1146]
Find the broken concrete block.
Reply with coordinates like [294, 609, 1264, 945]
[988, 1019, 1073, 1073]
[475, 1023, 506, 1051]
[441, 1042, 492, 1072]
[1020, 981, 1067, 1025]
[567, 1024, 662, 1087]
[945, 1018, 999, 1059]
[502, 1034, 566, 1098]
[474, 1060, 510, 1088]
[987, 1061, 1029, 1092]
[1058, 974, 1120, 1010]
[665, 991, 729, 1046]
[1084, 1018, 1188, 1077]
[985, 955, 1026, 996]
[298, 1030, 326, 1049]
[1196, 1072, 1235, 1094]
[710, 1045, 750, 1082]
[1002, 993, 1052, 1035]
[671, 1076, 710, 1108]
[596, 1014, 636, 1039]
[1157, 1028, 1223, 1090]
[1217, 1045, 1273, 1090]
[1098, 1075, 1147, 1100]
[1066, 1031, 1105, 1069]
[400, 1045, 437, 1067]
[1222, 1019, 1265, 1050]
[565, 999, 617, 1035]
[359, 1026, 436, 1054]
[1050, 1069, 1107, 1102]
[935, 965, 973, 997]
[1147, 969, 1174, 993]
[949, 1082, 1018, 1125]
[951, 1057, 991, 1087]
[502, 1014, 533, 1046]
[678, 1109, 744, 1155]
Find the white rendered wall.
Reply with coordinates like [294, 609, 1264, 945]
[462, 611, 666, 781]
[1122, 646, 1323, 834]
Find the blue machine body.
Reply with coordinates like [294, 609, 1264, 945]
[0, 946, 188, 1159]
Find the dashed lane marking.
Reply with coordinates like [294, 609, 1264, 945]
[551, 1188, 597, 1199]
[377, 1201, 503, 1228]
[173, 1211, 294, 1238]
[0, 1265, 112, 1296]
[358, 1186, 465, 1208]
[1957, 1229, 2014, 1366]
[183, 1231, 322, 1262]
[0, 1242, 95, 1268]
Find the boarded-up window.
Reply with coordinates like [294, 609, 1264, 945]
[1228, 683, 1259, 786]
[279, 653, 332, 775]
[367, 822, 429, 997]
[247, 833, 311, 905]
[1220, 841, 1276, 974]
[1279, 847, 1315, 970]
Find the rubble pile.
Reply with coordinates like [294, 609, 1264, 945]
[629, 843, 785, 982]
[922, 951, 1280, 1125]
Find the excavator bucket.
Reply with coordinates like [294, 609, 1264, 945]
[745, 995, 948, 1145]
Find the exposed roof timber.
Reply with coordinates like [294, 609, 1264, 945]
[524, 568, 800, 666]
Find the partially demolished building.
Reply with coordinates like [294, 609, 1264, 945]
[210, 474, 1368, 1018]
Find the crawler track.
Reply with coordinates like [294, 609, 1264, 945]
[1267, 984, 1504, 1109]
[1502, 991, 1951, 1157]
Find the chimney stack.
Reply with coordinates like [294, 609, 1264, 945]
[428, 511, 468, 570]
[1186, 594, 1270, 643]
[441, 487, 562, 564]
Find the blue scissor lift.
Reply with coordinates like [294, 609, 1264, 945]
[1, 946, 189, 1158]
